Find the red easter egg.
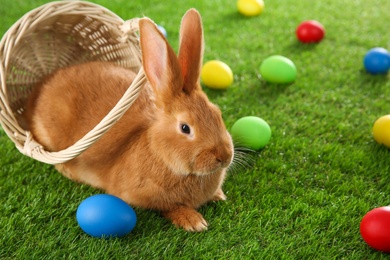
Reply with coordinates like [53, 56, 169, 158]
[296, 20, 325, 43]
[360, 206, 390, 252]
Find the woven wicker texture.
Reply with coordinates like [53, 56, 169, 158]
[0, 1, 146, 164]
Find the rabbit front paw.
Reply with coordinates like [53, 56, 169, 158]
[163, 206, 208, 232]
[212, 188, 226, 201]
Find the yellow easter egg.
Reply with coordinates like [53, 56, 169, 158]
[201, 60, 234, 89]
[237, 0, 264, 17]
[373, 115, 390, 148]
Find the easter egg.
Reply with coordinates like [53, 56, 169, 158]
[259, 55, 297, 84]
[76, 194, 137, 238]
[372, 115, 390, 148]
[231, 116, 271, 150]
[237, 0, 264, 17]
[360, 206, 390, 252]
[201, 60, 234, 89]
[296, 20, 325, 43]
[363, 47, 390, 74]
[157, 25, 167, 38]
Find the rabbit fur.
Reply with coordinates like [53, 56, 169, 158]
[26, 9, 234, 232]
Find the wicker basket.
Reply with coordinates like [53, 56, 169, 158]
[0, 1, 147, 164]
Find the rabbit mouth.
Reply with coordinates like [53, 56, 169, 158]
[190, 155, 233, 176]
[197, 146, 234, 175]
[191, 166, 226, 176]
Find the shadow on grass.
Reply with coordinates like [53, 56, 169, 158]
[251, 79, 294, 103]
[283, 41, 322, 54]
[203, 79, 293, 110]
[356, 69, 390, 99]
[358, 70, 389, 84]
[220, 10, 263, 22]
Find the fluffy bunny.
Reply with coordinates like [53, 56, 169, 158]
[26, 9, 234, 232]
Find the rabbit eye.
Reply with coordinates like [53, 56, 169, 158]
[180, 124, 191, 135]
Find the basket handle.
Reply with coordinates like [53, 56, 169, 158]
[20, 18, 147, 164]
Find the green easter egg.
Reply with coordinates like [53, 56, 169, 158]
[231, 116, 271, 150]
[259, 55, 297, 84]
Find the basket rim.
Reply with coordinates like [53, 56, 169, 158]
[0, 1, 125, 64]
[0, 0, 147, 164]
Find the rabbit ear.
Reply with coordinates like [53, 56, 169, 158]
[178, 9, 204, 93]
[139, 18, 183, 104]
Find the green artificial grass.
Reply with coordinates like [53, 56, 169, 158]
[1, 0, 390, 258]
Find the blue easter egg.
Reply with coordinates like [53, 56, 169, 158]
[76, 194, 137, 238]
[157, 25, 167, 37]
[363, 47, 390, 74]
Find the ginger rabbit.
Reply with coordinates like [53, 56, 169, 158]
[26, 9, 234, 232]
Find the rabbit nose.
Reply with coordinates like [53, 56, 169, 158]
[216, 158, 229, 169]
[215, 148, 232, 167]
[216, 157, 224, 166]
